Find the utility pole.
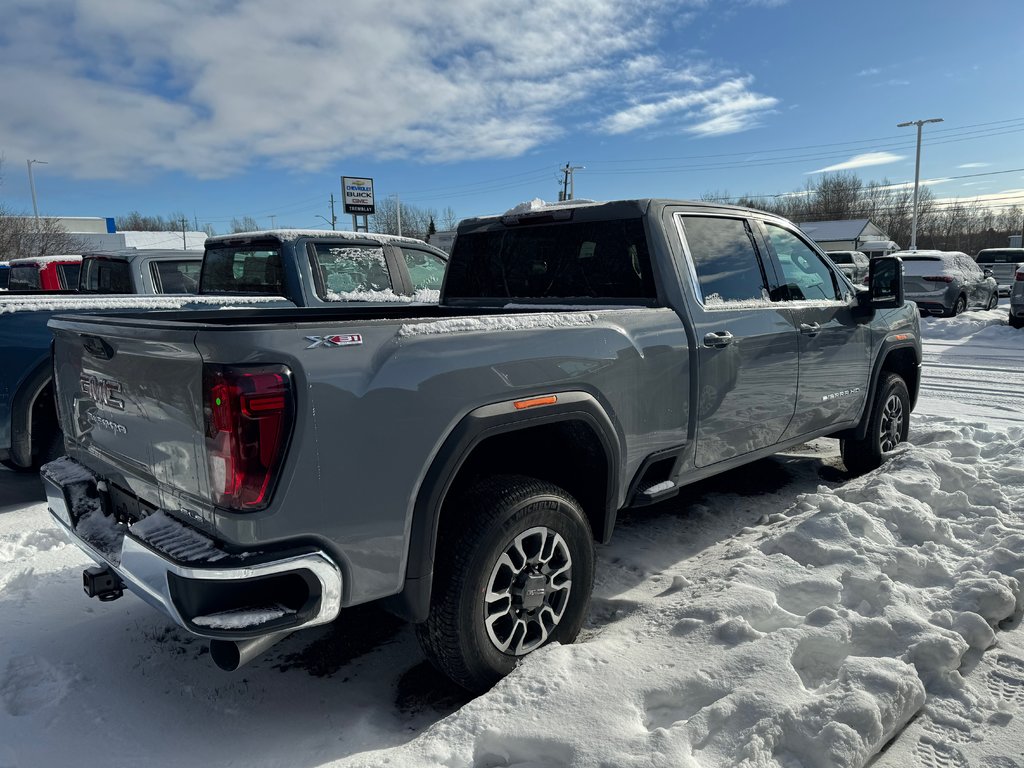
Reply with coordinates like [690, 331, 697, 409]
[180, 216, 188, 250]
[559, 162, 585, 201]
[269, 214, 277, 230]
[26, 159, 48, 223]
[329, 194, 337, 230]
[389, 193, 402, 236]
[897, 117, 943, 250]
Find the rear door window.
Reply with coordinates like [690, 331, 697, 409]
[80, 258, 132, 293]
[310, 243, 392, 299]
[150, 260, 201, 293]
[57, 263, 80, 290]
[201, 245, 283, 295]
[678, 216, 768, 304]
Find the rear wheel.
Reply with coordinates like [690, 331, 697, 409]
[949, 295, 967, 316]
[1010, 315, 1024, 329]
[841, 373, 910, 475]
[416, 475, 595, 693]
[987, 291, 999, 310]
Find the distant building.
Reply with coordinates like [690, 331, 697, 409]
[3, 216, 206, 251]
[427, 230, 456, 254]
[799, 219, 900, 259]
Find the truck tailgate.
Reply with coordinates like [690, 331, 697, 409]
[51, 317, 208, 505]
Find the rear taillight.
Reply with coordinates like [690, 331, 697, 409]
[1016, 270, 1024, 282]
[203, 364, 293, 511]
[923, 275, 954, 283]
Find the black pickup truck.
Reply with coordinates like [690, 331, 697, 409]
[44, 199, 920, 691]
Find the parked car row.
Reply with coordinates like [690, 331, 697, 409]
[0, 232, 448, 471]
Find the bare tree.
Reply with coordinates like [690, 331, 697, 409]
[370, 198, 437, 240]
[230, 216, 260, 233]
[441, 206, 459, 231]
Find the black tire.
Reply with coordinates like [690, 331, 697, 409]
[988, 291, 999, 310]
[1010, 315, 1024, 329]
[415, 475, 595, 693]
[948, 295, 967, 317]
[841, 373, 910, 475]
[0, 429, 64, 472]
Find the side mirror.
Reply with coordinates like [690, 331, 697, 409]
[863, 256, 903, 310]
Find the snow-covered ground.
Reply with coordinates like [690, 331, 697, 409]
[1, 305, 1022, 768]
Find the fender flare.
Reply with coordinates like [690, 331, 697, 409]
[844, 339, 921, 442]
[387, 391, 622, 622]
[9, 358, 55, 468]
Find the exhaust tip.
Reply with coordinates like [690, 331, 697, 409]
[209, 631, 293, 672]
[209, 639, 242, 671]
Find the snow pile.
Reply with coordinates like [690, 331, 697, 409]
[919, 307, 1008, 340]
[350, 421, 1023, 768]
[325, 288, 440, 304]
[192, 605, 293, 630]
[398, 311, 598, 338]
[131, 512, 228, 563]
[7, 254, 82, 266]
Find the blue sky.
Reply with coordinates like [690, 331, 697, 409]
[1, 0, 1022, 233]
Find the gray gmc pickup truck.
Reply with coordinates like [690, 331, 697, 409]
[42, 199, 921, 692]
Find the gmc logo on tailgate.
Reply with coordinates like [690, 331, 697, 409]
[80, 373, 125, 411]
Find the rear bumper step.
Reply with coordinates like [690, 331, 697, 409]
[42, 457, 343, 643]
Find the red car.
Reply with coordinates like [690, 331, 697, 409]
[6, 255, 82, 291]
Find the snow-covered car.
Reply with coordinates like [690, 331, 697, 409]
[1009, 262, 1024, 329]
[898, 250, 999, 317]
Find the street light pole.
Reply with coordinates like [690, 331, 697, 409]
[26, 159, 48, 223]
[896, 117, 943, 250]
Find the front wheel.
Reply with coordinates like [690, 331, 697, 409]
[416, 475, 595, 693]
[841, 373, 910, 475]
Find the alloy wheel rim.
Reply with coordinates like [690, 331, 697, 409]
[483, 525, 572, 656]
[879, 394, 905, 452]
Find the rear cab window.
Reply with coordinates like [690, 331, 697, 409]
[445, 217, 656, 302]
[901, 257, 946, 277]
[200, 244, 283, 295]
[976, 250, 1024, 264]
[8, 265, 40, 290]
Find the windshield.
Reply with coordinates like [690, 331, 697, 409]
[446, 218, 656, 301]
[200, 244, 283, 294]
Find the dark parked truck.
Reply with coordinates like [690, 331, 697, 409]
[43, 200, 921, 692]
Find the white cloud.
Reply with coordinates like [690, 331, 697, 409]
[932, 187, 1024, 209]
[808, 152, 905, 174]
[599, 77, 779, 137]
[0, 0, 783, 179]
[958, 162, 991, 169]
[857, 68, 880, 77]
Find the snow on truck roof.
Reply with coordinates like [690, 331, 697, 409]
[205, 229, 440, 250]
[8, 254, 83, 265]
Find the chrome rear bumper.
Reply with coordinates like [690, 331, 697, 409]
[43, 457, 343, 641]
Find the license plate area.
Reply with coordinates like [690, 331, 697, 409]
[106, 483, 149, 524]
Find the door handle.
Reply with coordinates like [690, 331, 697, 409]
[799, 322, 821, 336]
[703, 331, 735, 348]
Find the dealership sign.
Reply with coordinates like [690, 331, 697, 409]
[341, 176, 375, 215]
